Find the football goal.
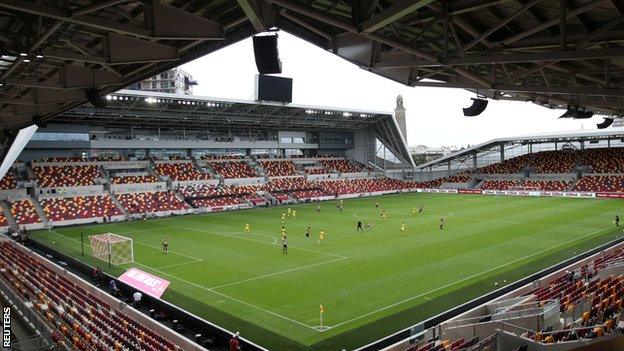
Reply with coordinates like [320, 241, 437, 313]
[89, 233, 134, 265]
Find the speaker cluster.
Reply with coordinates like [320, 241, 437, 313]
[462, 98, 488, 117]
[559, 105, 593, 119]
[252, 35, 282, 75]
[252, 33, 292, 103]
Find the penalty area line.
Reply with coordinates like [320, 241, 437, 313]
[132, 262, 319, 331]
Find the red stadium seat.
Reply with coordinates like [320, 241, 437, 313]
[260, 160, 297, 176]
[573, 176, 624, 193]
[0, 243, 182, 351]
[41, 195, 122, 221]
[480, 180, 519, 190]
[34, 165, 100, 187]
[320, 159, 364, 173]
[116, 191, 189, 213]
[10, 199, 41, 224]
[208, 161, 257, 179]
[153, 162, 211, 181]
[111, 175, 160, 184]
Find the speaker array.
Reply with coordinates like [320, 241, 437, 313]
[252, 35, 282, 75]
[462, 98, 488, 117]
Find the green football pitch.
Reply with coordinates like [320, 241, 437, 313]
[30, 193, 624, 350]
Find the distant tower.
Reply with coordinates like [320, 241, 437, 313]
[394, 95, 407, 142]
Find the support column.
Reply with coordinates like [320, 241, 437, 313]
[500, 143, 505, 162]
[473, 153, 478, 169]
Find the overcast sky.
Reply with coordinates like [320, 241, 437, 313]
[182, 31, 609, 148]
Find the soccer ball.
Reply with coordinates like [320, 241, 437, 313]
[51, 241, 55, 244]
[494, 282, 498, 286]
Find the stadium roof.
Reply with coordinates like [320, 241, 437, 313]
[57, 89, 415, 167]
[6, 0, 624, 133]
[416, 128, 624, 169]
[4, 0, 624, 135]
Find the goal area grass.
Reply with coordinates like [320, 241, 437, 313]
[29, 193, 624, 350]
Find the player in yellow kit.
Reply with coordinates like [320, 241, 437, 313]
[317, 229, 326, 245]
[280, 226, 287, 239]
[381, 210, 388, 222]
[287, 207, 292, 217]
[244, 222, 251, 233]
[292, 209, 297, 219]
[281, 212, 286, 223]
[400, 221, 406, 236]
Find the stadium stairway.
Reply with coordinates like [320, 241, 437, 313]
[146, 165, 163, 181]
[474, 179, 485, 189]
[25, 163, 35, 181]
[190, 156, 212, 177]
[0, 200, 18, 230]
[29, 196, 49, 224]
[251, 159, 267, 177]
[174, 191, 193, 208]
[109, 193, 128, 217]
[567, 178, 581, 191]
[259, 191, 278, 205]
[98, 164, 107, 179]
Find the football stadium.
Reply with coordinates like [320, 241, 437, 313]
[3, 1, 624, 351]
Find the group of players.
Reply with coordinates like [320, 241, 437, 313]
[243, 207, 327, 254]
[161, 199, 447, 254]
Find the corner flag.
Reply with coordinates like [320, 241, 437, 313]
[320, 305, 324, 314]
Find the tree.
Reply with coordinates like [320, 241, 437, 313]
[411, 154, 427, 166]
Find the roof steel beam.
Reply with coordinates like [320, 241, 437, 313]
[360, 0, 436, 33]
[237, 0, 265, 32]
[412, 81, 624, 96]
[376, 47, 624, 67]
[502, 0, 608, 45]
[266, 0, 491, 88]
[460, 0, 543, 53]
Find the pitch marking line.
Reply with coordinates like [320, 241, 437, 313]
[172, 225, 347, 260]
[154, 259, 204, 270]
[209, 256, 348, 290]
[47, 225, 616, 331]
[45, 228, 341, 331]
[46, 229, 202, 263]
[133, 241, 203, 261]
[132, 262, 319, 331]
[329, 225, 615, 329]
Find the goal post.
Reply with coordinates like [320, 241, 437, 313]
[89, 233, 134, 265]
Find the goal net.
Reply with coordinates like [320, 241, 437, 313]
[89, 233, 134, 265]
